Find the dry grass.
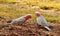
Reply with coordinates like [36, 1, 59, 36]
[0, 3, 60, 23]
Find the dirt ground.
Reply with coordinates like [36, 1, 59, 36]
[0, 18, 60, 36]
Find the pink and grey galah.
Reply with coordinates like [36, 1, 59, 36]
[35, 12, 52, 31]
[7, 14, 32, 24]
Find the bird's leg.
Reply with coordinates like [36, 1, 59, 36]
[17, 23, 22, 26]
[17, 21, 24, 26]
[37, 24, 41, 27]
[37, 24, 44, 29]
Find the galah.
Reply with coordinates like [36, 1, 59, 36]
[7, 14, 32, 24]
[35, 12, 52, 31]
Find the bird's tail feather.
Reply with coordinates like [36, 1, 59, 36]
[44, 26, 51, 31]
[7, 20, 12, 23]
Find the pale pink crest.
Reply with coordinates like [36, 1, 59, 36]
[35, 12, 41, 17]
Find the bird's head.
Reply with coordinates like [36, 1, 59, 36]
[35, 12, 41, 17]
[24, 14, 32, 20]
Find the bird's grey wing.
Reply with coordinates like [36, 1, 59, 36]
[41, 16, 50, 26]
